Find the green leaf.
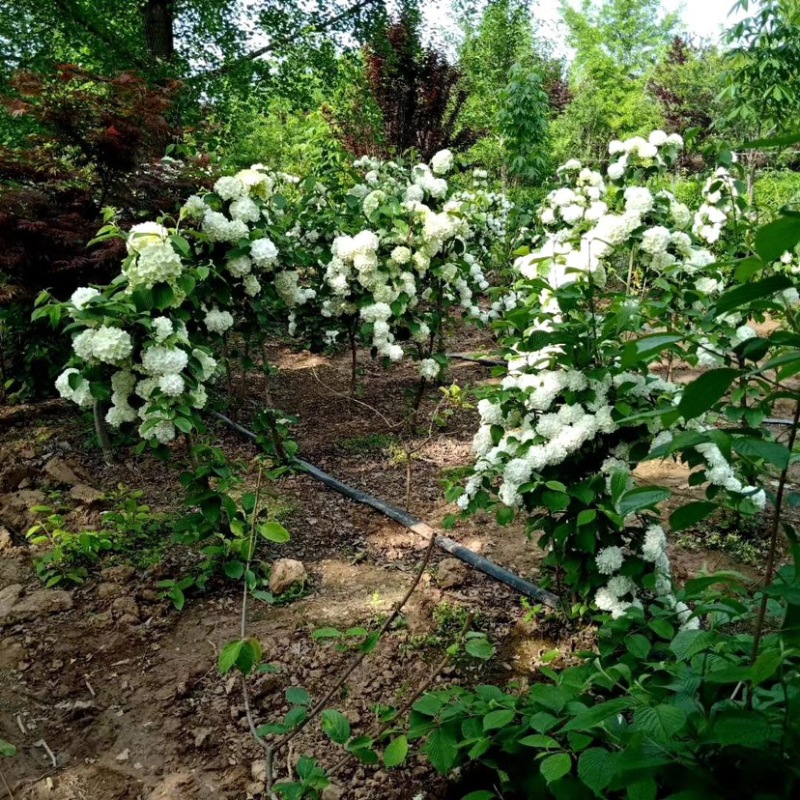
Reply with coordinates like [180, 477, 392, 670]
[311, 627, 341, 640]
[174, 416, 194, 434]
[618, 486, 671, 517]
[669, 501, 717, 532]
[286, 687, 310, 706]
[383, 735, 408, 768]
[483, 709, 515, 731]
[0, 739, 16, 757]
[563, 698, 630, 731]
[152, 282, 175, 310]
[518, 734, 558, 748]
[633, 704, 687, 741]
[223, 560, 244, 579]
[715, 274, 792, 315]
[540, 752, 571, 784]
[751, 649, 782, 686]
[678, 368, 739, 420]
[754, 216, 800, 264]
[625, 634, 651, 659]
[626, 777, 657, 800]
[425, 727, 459, 773]
[578, 748, 616, 794]
[413, 695, 444, 717]
[465, 635, 495, 661]
[621, 333, 683, 368]
[218, 640, 242, 674]
[320, 709, 350, 744]
[259, 521, 291, 543]
[707, 710, 773, 747]
[462, 793, 496, 800]
[732, 437, 791, 470]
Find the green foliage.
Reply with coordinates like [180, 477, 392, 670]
[409, 567, 800, 798]
[497, 65, 550, 185]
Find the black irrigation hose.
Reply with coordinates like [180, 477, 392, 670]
[212, 410, 561, 609]
[446, 352, 506, 367]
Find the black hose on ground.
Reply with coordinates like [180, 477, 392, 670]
[212, 410, 561, 609]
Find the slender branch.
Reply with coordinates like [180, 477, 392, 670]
[327, 613, 473, 778]
[751, 397, 800, 666]
[265, 528, 439, 795]
[93, 400, 113, 465]
[195, 0, 380, 81]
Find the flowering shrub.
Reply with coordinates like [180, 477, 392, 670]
[451, 131, 769, 620]
[50, 150, 512, 444]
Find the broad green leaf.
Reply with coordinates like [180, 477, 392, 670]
[633, 704, 687, 741]
[383, 735, 408, 768]
[465, 635, 495, 661]
[715, 274, 792, 315]
[425, 727, 459, 773]
[563, 698, 630, 732]
[462, 792, 496, 800]
[518, 734, 558, 748]
[218, 640, 242, 674]
[578, 748, 617, 794]
[0, 739, 16, 757]
[286, 687, 310, 706]
[320, 709, 350, 744]
[678, 368, 739, 420]
[259, 521, 291, 543]
[754, 216, 800, 264]
[540, 752, 571, 784]
[482, 709, 515, 731]
[669, 501, 717, 532]
[732, 437, 791, 470]
[626, 777, 657, 800]
[618, 486, 671, 517]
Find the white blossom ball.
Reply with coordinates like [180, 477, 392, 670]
[214, 175, 246, 201]
[90, 326, 133, 364]
[251, 238, 279, 267]
[431, 149, 454, 175]
[205, 308, 234, 335]
[158, 373, 185, 397]
[70, 287, 100, 310]
[72, 329, 96, 360]
[420, 358, 440, 379]
[152, 316, 173, 343]
[126, 222, 169, 254]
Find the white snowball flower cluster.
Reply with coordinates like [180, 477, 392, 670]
[55, 368, 93, 407]
[606, 131, 683, 182]
[204, 307, 234, 335]
[70, 287, 100, 310]
[692, 167, 740, 244]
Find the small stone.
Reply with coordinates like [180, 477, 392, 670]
[251, 760, 266, 782]
[117, 614, 140, 627]
[19, 447, 36, 460]
[268, 559, 308, 595]
[5, 589, 73, 624]
[43, 457, 82, 486]
[0, 528, 15, 551]
[69, 484, 104, 506]
[111, 597, 140, 620]
[193, 728, 211, 748]
[321, 785, 345, 800]
[436, 558, 467, 590]
[101, 565, 136, 583]
[0, 585, 24, 623]
[96, 583, 122, 599]
[115, 749, 130, 763]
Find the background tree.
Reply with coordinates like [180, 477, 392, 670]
[553, 0, 676, 161]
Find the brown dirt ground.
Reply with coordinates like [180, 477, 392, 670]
[0, 323, 786, 799]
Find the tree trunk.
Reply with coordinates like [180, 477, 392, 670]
[142, 0, 175, 62]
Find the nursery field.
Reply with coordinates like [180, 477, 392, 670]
[6, 1, 800, 798]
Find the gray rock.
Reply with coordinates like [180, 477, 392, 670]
[6, 589, 73, 624]
[43, 457, 82, 486]
[69, 483, 104, 506]
[0, 584, 23, 622]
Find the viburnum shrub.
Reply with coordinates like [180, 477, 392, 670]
[449, 130, 772, 618]
[48, 150, 512, 450]
[419, 141, 800, 798]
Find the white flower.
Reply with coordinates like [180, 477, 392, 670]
[392, 246, 412, 264]
[624, 187, 654, 215]
[55, 368, 92, 407]
[596, 546, 624, 575]
[640, 226, 671, 255]
[214, 175, 246, 201]
[192, 349, 217, 381]
[142, 346, 188, 376]
[152, 316, 173, 343]
[158, 373, 185, 397]
[431, 149, 454, 175]
[251, 237, 279, 267]
[70, 287, 100, 310]
[72, 329, 96, 360]
[90, 326, 133, 364]
[243, 274, 261, 297]
[125, 242, 183, 289]
[126, 222, 168, 254]
[229, 196, 260, 223]
[420, 358, 440, 379]
[205, 308, 234, 335]
[648, 129, 668, 146]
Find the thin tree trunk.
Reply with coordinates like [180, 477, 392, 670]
[93, 400, 113, 465]
[142, 0, 175, 62]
